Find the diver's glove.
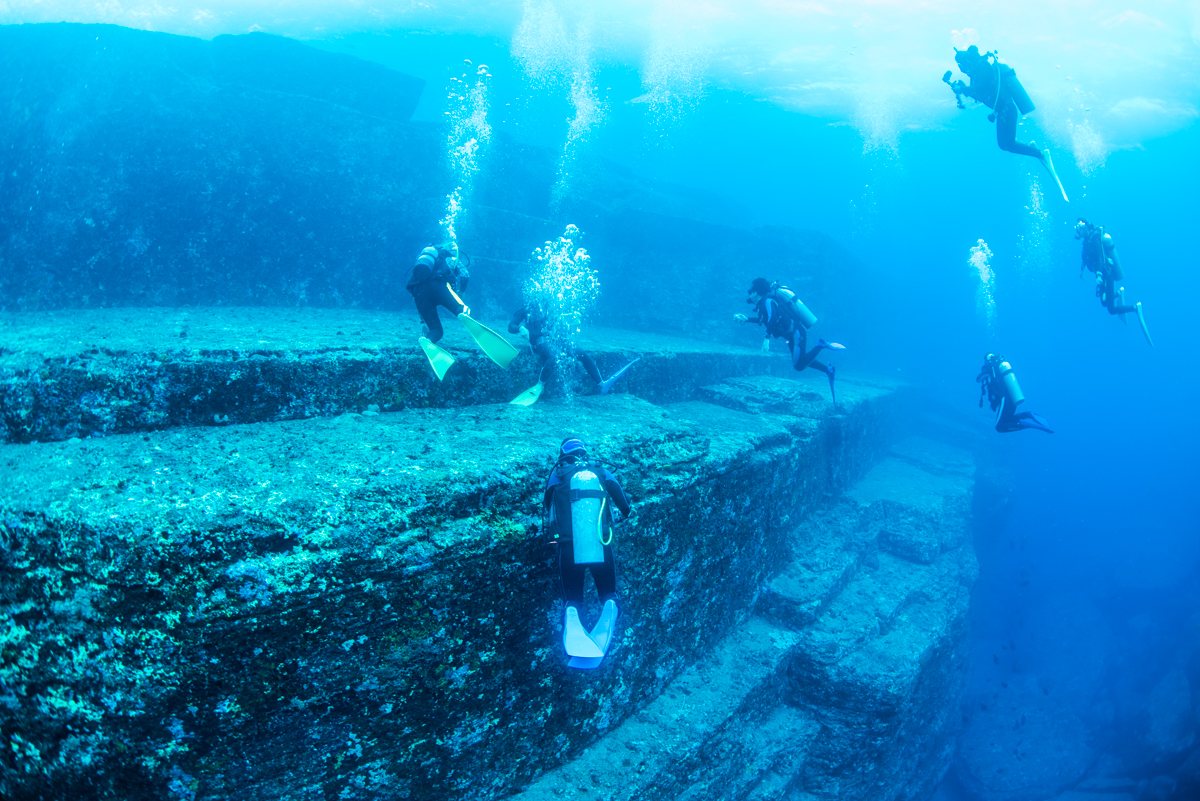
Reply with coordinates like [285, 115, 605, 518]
[761, 338, 771, 353]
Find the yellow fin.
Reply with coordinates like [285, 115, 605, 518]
[418, 336, 455, 381]
[509, 381, 544, 406]
[457, 313, 519, 369]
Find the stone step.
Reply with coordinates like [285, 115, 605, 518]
[758, 501, 868, 630]
[505, 436, 979, 801]
[505, 616, 814, 801]
[0, 306, 790, 443]
[672, 702, 820, 801]
[770, 436, 978, 801]
[846, 436, 975, 565]
[0, 375, 897, 801]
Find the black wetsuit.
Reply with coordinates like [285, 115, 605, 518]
[509, 305, 603, 386]
[977, 358, 1053, 434]
[1078, 226, 1137, 316]
[406, 247, 469, 343]
[957, 52, 1042, 160]
[543, 457, 632, 606]
[748, 291, 831, 377]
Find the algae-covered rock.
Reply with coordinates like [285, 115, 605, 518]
[509, 436, 978, 801]
[0, 308, 787, 443]
[0, 371, 897, 801]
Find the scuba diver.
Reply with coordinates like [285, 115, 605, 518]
[976, 353, 1054, 434]
[543, 437, 633, 669]
[406, 240, 518, 379]
[507, 302, 639, 406]
[734, 277, 845, 403]
[1074, 218, 1154, 346]
[943, 45, 1070, 202]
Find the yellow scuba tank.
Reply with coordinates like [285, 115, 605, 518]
[997, 360, 1024, 406]
[569, 469, 607, 565]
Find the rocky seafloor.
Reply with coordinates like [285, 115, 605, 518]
[1, 307, 980, 801]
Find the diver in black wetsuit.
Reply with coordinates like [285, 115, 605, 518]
[544, 438, 633, 664]
[406, 241, 469, 343]
[1074, 219, 1153, 345]
[735, 277, 844, 403]
[977, 353, 1054, 434]
[507, 303, 638, 404]
[945, 45, 1045, 162]
[509, 303, 604, 388]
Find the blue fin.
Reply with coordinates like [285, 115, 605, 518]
[589, 600, 618, 653]
[1136, 302, 1154, 347]
[567, 655, 605, 670]
[567, 600, 619, 669]
[1041, 148, 1070, 203]
[563, 606, 603, 658]
[599, 358, 640, 395]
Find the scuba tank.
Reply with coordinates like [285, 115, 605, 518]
[998, 63, 1035, 115]
[996, 360, 1025, 407]
[569, 469, 608, 565]
[773, 285, 819, 329]
[1100, 231, 1123, 282]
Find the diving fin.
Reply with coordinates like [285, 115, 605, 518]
[588, 600, 618, 654]
[1135, 302, 1154, 347]
[1041, 148, 1070, 203]
[457, 313, 519, 369]
[820, 339, 847, 351]
[599, 358, 640, 395]
[563, 606, 603, 658]
[567, 655, 605, 670]
[567, 600, 619, 670]
[510, 380, 545, 406]
[418, 336, 455, 381]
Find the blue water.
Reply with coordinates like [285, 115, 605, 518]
[5, 5, 1199, 797]
[324, 25, 1200, 797]
[317, 27, 1200, 582]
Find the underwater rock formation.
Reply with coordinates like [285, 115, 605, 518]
[492, 437, 978, 801]
[0, 307, 787, 443]
[0, 309, 977, 801]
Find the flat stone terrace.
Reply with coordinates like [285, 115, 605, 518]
[0, 307, 787, 443]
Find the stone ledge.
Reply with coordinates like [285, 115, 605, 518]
[0, 307, 793, 443]
[507, 616, 806, 801]
[0, 376, 895, 801]
[499, 435, 978, 801]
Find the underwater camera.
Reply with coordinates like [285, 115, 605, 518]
[942, 70, 966, 109]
